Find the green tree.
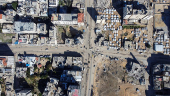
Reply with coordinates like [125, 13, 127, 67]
[46, 63, 52, 72]
[34, 66, 38, 72]
[146, 43, 151, 48]
[26, 68, 30, 78]
[29, 75, 37, 81]
[123, 25, 142, 29]
[12, 2, 18, 10]
[40, 74, 48, 79]
[38, 93, 42, 96]
[65, 0, 72, 7]
[66, 31, 72, 38]
[1, 92, 5, 96]
[124, 32, 128, 36]
[59, 0, 65, 6]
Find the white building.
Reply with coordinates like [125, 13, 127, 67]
[16, 89, 32, 96]
[49, 0, 58, 7]
[0, 9, 16, 23]
[154, 44, 163, 52]
[49, 26, 57, 45]
[123, 5, 153, 25]
[96, 15, 105, 24]
[51, 14, 78, 25]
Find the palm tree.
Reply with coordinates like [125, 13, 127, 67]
[64, 0, 73, 7]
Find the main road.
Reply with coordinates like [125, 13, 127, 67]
[84, 0, 97, 95]
[2, 1, 151, 96]
[6, 43, 149, 96]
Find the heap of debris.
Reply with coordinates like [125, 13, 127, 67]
[127, 62, 146, 85]
[94, 0, 110, 8]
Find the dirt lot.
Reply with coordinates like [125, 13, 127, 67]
[0, 33, 15, 43]
[93, 56, 146, 96]
[154, 14, 167, 28]
[57, 25, 84, 44]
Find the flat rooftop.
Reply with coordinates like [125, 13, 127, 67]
[14, 21, 35, 33]
[51, 14, 78, 21]
[155, 4, 170, 14]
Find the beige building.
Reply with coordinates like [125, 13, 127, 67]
[51, 14, 78, 25]
[123, 5, 153, 25]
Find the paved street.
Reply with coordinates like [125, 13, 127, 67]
[1, 1, 153, 95]
[6, 42, 151, 96]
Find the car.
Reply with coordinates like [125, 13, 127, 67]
[39, 55, 43, 57]
[139, 52, 143, 54]
[45, 48, 48, 50]
[44, 55, 47, 57]
[86, 25, 89, 29]
[93, 65, 95, 67]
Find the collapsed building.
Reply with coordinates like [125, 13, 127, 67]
[127, 62, 146, 85]
[123, 4, 153, 25]
[52, 56, 83, 69]
[42, 78, 63, 96]
[153, 64, 170, 92]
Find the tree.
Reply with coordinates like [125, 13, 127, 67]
[124, 32, 128, 36]
[147, 44, 151, 48]
[38, 93, 42, 96]
[1, 93, 5, 96]
[46, 63, 52, 72]
[34, 66, 38, 72]
[123, 25, 142, 29]
[40, 74, 48, 79]
[59, 0, 65, 6]
[12, 2, 18, 10]
[65, 0, 72, 7]
[26, 68, 30, 78]
[145, 43, 151, 48]
[66, 31, 72, 38]
[29, 75, 38, 81]
[128, 37, 133, 41]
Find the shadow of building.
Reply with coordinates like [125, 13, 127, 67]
[145, 54, 170, 96]
[0, 44, 14, 56]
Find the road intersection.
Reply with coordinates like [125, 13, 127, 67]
[4, 1, 150, 95]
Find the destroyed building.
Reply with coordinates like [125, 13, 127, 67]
[127, 62, 146, 85]
[67, 85, 80, 96]
[60, 70, 82, 83]
[123, 4, 153, 25]
[153, 64, 170, 92]
[52, 56, 83, 69]
[42, 78, 63, 96]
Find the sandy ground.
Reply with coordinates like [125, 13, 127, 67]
[93, 56, 146, 96]
[119, 84, 146, 96]
[40, 58, 48, 66]
[154, 14, 166, 28]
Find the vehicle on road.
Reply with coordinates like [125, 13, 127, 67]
[139, 52, 143, 54]
[39, 55, 43, 57]
[45, 48, 48, 50]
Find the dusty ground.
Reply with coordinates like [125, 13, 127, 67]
[154, 4, 170, 14]
[93, 56, 146, 96]
[0, 33, 15, 43]
[40, 58, 49, 66]
[154, 14, 166, 28]
[57, 25, 84, 44]
[119, 84, 146, 96]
